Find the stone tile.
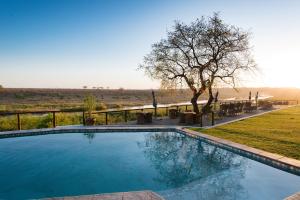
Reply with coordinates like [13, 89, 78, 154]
[258, 151, 285, 160]
[278, 157, 300, 168]
[284, 192, 300, 200]
[43, 191, 164, 200]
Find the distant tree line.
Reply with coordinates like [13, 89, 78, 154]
[83, 86, 110, 89]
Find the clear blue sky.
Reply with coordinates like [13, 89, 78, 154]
[0, 0, 300, 89]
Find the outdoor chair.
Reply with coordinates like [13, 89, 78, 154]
[136, 112, 145, 124]
[218, 104, 228, 117]
[226, 103, 235, 116]
[242, 102, 247, 112]
[243, 101, 252, 112]
[184, 112, 196, 125]
[144, 112, 153, 123]
[235, 102, 243, 114]
[233, 103, 239, 114]
[168, 109, 178, 119]
[259, 101, 273, 110]
[136, 112, 152, 124]
[179, 112, 186, 123]
[179, 112, 199, 125]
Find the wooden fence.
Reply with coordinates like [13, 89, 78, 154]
[0, 103, 197, 130]
[0, 99, 297, 131]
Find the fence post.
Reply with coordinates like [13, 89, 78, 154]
[52, 112, 56, 128]
[105, 112, 108, 125]
[82, 111, 85, 126]
[124, 110, 128, 122]
[185, 105, 188, 111]
[211, 111, 215, 126]
[200, 113, 203, 127]
[17, 113, 21, 130]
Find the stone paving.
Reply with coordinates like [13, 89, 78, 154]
[118, 106, 283, 128]
[44, 191, 164, 200]
[285, 192, 300, 200]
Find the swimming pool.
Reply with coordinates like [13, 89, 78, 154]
[0, 131, 299, 200]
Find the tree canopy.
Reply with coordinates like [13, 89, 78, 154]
[140, 13, 256, 113]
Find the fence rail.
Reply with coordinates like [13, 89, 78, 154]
[0, 103, 196, 130]
[0, 99, 297, 131]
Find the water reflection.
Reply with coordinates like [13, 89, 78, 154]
[138, 132, 249, 200]
[83, 133, 96, 143]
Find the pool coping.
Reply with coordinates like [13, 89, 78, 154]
[43, 190, 165, 200]
[285, 192, 300, 200]
[1, 125, 300, 177]
[177, 127, 300, 176]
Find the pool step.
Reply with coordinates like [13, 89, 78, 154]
[43, 190, 165, 200]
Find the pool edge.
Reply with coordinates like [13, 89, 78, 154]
[42, 190, 165, 200]
[178, 127, 300, 176]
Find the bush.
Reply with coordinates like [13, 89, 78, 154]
[0, 116, 17, 131]
[97, 102, 107, 111]
[115, 104, 123, 109]
[84, 95, 96, 117]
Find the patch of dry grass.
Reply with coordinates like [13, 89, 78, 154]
[190, 106, 300, 160]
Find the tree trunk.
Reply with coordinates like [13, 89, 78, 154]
[202, 86, 214, 114]
[191, 92, 201, 114]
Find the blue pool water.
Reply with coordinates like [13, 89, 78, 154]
[0, 131, 299, 200]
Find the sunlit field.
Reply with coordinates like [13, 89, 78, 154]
[191, 106, 300, 160]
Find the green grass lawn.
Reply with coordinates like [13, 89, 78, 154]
[190, 106, 300, 160]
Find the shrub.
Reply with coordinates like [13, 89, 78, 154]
[115, 104, 123, 109]
[84, 95, 96, 117]
[97, 102, 107, 111]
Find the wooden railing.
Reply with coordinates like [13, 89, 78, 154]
[0, 98, 297, 131]
[0, 103, 199, 131]
[89, 103, 197, 125]
[0, 110, 81, 130]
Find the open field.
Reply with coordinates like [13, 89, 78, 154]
[0, 87, 300, 132]
[190, 106, 300, 160]
[1, 87, 300, 112]
[0, 88, 192, 111]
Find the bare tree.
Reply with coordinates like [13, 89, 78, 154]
[201, 15, 256, 112]
[140, 13, 255, 114]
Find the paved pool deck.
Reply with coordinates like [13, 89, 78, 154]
[285, 192, 300, 200]
[44, 191, 164, 200]
[117, 107, 278, 127]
